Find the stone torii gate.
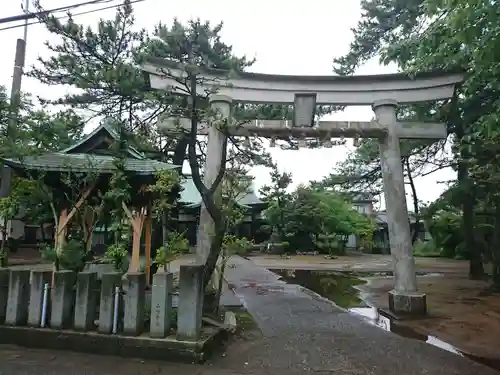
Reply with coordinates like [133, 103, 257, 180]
[142, 57, 463, 316]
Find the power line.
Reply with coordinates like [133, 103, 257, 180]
[0, 0, 146, 32]
[0, 0, 114, 25]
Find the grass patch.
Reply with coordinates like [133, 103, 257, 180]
[413, 240, 443, 258]
[234, 311, 258, 330]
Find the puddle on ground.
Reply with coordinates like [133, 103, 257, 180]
[271, 269, 366, 308]
[272, 268, 500, 372]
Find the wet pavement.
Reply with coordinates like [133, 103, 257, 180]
[222, 256, 499, 374]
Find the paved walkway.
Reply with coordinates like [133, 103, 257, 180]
[222, 256, 498, 375]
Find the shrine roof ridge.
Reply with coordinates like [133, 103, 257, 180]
[145, 56, 465, 84]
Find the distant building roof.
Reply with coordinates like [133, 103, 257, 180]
[179, 177, 265, 208]
[350, 191, 376, 203]
[373, 210, 420, 225]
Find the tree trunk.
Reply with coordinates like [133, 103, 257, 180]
[202, 226, 225, 290]
[161, 213, 168, 243]
[0, 217, 8, 267]
[405, 158, 420, 244]
[491, 206, 500, 290]
[456, 120, 484, 279]
[39, 224, 46, 242]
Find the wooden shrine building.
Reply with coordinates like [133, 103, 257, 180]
[2, 122, 177, 280]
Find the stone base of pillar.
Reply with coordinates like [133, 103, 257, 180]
[388, 290, 427, 316]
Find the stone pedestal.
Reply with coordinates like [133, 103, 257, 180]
[5, 270, 30, 325]
[99, 272, 122, 334]
[150, 272, 173, 338]
[51, 270, 76, 329]
[177, 264, 204, 341]
[28, 271, 52, 327]
[0, 268, 9, 324]
[74, 272, 98, 331]
[123, 272, 146, 336]
[388, 290, 427, 316]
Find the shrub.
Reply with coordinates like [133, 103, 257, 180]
[155, 231, 189, 271]
[41, 239, 87, 272]
[413, 239, 442, 258]
[104, 242, 129, 272]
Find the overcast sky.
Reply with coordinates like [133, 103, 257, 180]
[0, 0, 455, 209]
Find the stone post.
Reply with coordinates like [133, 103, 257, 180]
[149, 271, 173, 338]
[28, 270, 52, 327]
[51, 270, 76, 329]
[373, 99, 426, 316]
[123, 272, 146, 336]
[5, 270, 30, 325]
[177, 264, 204, 341]
[0, 268, 9, 324]
[74, 271, 98, 331]
[99, 272, 122, 334]
[195, 94, 232, 262]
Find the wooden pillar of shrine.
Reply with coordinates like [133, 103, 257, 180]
[123, 200, 153, 282]
[54, 183, 96, 262]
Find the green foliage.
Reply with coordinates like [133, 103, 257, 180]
[259, 164, 293, 238]
[41, 239, 86, 272]
[154, 231, 190, 269]
[147, 169, 183, 217]
[104, 242, 129, 273]
[265, 184, 375, 253]
[222, 235, 253, 257]
[413, 239, 442, 258]
[332, 0, 500, 282]
[427, 208, 463, 258]
[102, 120, 132, 245]
[25, 0, 304, 289]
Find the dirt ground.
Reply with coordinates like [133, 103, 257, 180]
[363, 275, 500, 361]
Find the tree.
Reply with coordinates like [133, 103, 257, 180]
[30, 1, 260, 242]
[30, 1, 341, 286]
[259, 163, 293, 240]
[0, 82, 86, 266]
[264, 184, 374, 254]
[323, 137, 443, 244]
[331, 0, 500, 279]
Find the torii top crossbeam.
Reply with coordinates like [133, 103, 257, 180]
[142, 57, 463, 106]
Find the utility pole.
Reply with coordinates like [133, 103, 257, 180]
[0, 0, 30, 265]
[0, 0, 29, 198]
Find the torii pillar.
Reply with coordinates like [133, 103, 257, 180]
[374, 99, 424, 316]
[196, 95, 232, 263]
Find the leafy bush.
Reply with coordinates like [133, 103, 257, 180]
[314, 234, 346, 255]
[264, 186, 375, 253]
[413, 239, 442, 258]
[155, 231, 189, 270]
[104, 242, 129, 272]
[41, 239, 87, 271]
[222, 235, 253, 256]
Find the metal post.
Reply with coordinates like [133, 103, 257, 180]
[40, 282, 49, 328]
[112, 286, 120, 334]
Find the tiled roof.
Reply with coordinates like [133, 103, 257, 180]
[60, 121, 146, 160]
[3, 153, 177, 175]
[179, 177, 265, 207]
